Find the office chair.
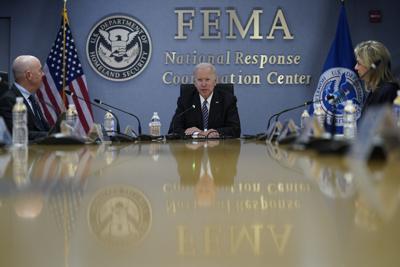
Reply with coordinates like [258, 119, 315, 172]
[180, 83, 234, 96]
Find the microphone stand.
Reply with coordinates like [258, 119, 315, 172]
[267, 99, 318, 130]
[64, 90, 134, 142]
[330, 103, 337, 138]
[94, 99, 142, 136]
[166, 104, 196, 140]
[36, 98, 66, 135]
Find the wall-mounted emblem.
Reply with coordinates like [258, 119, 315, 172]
[87, 15, 152, 81]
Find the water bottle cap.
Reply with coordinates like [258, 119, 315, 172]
[346, 100, 353, 105]
[16, 97, 24, 103]
[397, 90, 400, 96]
[68, 104, 75, 109]
[104, 111, 114, 119]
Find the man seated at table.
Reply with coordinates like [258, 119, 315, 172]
[0, 55, 50, 140]
[168, 62, 241, 138]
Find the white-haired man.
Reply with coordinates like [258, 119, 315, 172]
[0, 55, 49, 140]
[168, 63, 241, 138]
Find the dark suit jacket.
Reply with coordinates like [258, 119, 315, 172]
[0, 84, 49, 140]
[362, 81, 399, 118]
[169, 88, 241, 138]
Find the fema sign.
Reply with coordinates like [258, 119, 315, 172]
[314, 67, 363, 126]
[86, 15, 152, 81]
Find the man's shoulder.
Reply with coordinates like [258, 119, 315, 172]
[0, 86, 17, 103]
[213, 88, 236, 102]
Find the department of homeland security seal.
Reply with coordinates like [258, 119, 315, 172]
[86, 15, 152, 81]
[314, 67, 363, 126]
[88, 185, 152, 246]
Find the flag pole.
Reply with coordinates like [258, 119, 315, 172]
[61, 0, 68, 107]
[62, 6, 70, 267]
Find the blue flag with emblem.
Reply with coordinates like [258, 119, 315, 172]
[312, 2, 363, 134]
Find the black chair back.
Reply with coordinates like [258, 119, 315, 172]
[180, 83, 234, 96]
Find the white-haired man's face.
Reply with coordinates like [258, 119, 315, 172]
[194, 66, 216, 99]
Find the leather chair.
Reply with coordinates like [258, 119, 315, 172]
[0, 72, 9, 97]
[180, 83, 234, 96]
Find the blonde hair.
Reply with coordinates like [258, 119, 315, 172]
[354, 40, 395, 91]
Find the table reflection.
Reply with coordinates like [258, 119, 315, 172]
[266, 143, 400, 232]
[170, 140, 241, 206]
[0, 141, 399, 267]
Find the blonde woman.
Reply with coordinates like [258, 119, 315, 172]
[354, 40, 399, 116]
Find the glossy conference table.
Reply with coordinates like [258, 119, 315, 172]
[0, 139, 399, 267]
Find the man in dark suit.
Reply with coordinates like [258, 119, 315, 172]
[169, 63, 241, 138]
[0, 55, 49, 140]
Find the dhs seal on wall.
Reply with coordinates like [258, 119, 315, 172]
[87, 15, 152, 81]
[313, 67, 363, 127]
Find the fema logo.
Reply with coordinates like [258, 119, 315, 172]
[86, 15, 152, 81]
[314, 67, 363, 126]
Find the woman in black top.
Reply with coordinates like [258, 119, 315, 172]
[354, 40, 399, 117]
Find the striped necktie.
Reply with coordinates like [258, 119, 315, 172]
[28, 94, 49, 131]
[202, 100, 209, 130]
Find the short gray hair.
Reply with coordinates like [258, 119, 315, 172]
[12, 55, 39, 82]
[193, 62, 217, 77]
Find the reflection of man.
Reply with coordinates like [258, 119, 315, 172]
[168, 63, 241, 138]
[170, 140, 241, 188]
[0, 55, 49, 140]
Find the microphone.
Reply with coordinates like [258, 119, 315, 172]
[64, 90, 121, 134]
[167, 104, 196, 139]
[94, 99, 142, 136]
[327, 89, 347, 105]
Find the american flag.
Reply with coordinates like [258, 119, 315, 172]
[38, 12, 93, 134]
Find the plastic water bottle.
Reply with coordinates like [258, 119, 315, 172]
[313, 103, 325, 130]
[66, 104, 78, 134]
[300, 109, 310, 129]
[393, 90, 400, 128]
[12, 97, 28, 147]
[343, 100, 357, 139]
[104, 111, 116, 136]
[149, 112, 161, 136]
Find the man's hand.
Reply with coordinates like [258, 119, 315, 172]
[185, 127, 202, 136]
[203, 129, 220, 138]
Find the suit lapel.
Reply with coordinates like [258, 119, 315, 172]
[12, 86, 45, 131]
[208, 90, 222, 128]
[192, 92, 203, 128]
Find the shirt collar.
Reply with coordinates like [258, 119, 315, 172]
[14, 82, 32, 100]
[200, 92, 214, 106]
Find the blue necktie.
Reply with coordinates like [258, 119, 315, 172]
[202, 100, 209, 130]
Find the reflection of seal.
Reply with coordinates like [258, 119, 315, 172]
[88, 186, 151, 246]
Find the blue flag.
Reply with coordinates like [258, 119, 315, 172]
[312, 3, 363, 134]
